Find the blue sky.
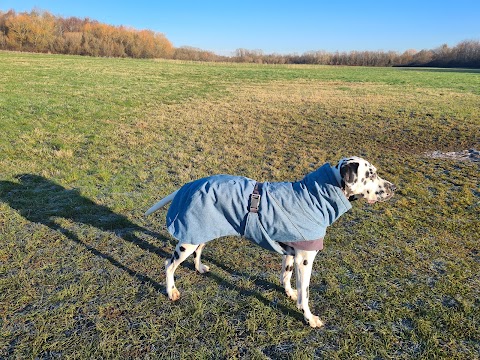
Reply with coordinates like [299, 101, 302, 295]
[2, 1, 479, 55]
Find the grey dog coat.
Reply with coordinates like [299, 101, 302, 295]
[166, 164, 352, 254]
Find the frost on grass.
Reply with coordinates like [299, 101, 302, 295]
[425, 149, 479, 162]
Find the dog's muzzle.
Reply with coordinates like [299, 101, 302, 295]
[381, 182, 397, 201]
[387, 183, 397, 193]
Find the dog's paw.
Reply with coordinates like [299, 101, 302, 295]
[196, 264, 210, 274]
[306, 315, 324, 328]
[169, 287, 181, 301]
[286, 289, 298, 301]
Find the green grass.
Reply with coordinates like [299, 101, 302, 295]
[0, 51, 479, 359]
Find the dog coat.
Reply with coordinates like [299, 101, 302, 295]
[166, 164, 352, 254]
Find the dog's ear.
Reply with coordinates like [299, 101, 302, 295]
[340, 161, 359, 185]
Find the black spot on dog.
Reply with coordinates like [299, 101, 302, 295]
[193, 251, 197, 258]
[365, 171, 369, 179]
[179, 246, 186, 252]
[303, 260, 308, 266]
[174, 251, 179, 260]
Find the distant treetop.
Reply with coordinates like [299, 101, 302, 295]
[0, 9, 174, 59]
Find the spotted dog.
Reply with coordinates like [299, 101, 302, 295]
[146, 157, 396, 327]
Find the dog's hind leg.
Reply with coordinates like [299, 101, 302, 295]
[165, 243, 197, 301]
[281, 255, 297, 300]
[193, 243, 210, 274]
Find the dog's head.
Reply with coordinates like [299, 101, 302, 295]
[334, 157, 396, 204]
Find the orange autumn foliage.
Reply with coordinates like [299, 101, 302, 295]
[0, 9, 174, 59]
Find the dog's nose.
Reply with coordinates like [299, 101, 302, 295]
[387, 183, 397, 192]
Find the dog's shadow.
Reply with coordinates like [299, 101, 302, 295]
[0, 175, 302, 321]
[0, 174, 172, 292]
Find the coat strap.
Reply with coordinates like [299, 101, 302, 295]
[249, 182, 263, 213]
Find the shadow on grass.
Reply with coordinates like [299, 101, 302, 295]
[394, 67, 480, 74]
[0, 174, 172, 293]
[0, 174, 302, 322]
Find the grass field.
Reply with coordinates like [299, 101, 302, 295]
[0, 51, 479, 359]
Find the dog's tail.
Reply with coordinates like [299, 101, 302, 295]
[145, 190, 179, 216]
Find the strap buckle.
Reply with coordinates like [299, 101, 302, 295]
[249, 193, 261, 213]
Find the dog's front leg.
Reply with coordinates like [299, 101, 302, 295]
[281, 255, 297, 300]
[294, 250, 324, 328]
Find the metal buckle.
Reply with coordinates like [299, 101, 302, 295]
[250, 193, 261, 213]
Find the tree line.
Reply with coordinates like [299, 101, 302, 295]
[0, 10, 174, 58]
[1, 9, 479, 68]
[232, 42, 480, 68]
